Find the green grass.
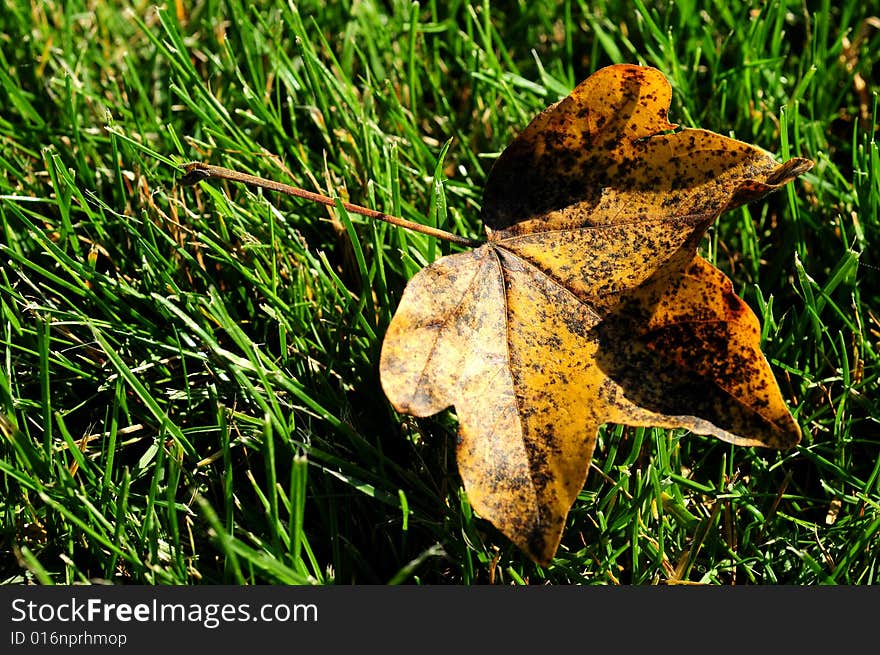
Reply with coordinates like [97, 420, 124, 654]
[0, 0, 877, 584]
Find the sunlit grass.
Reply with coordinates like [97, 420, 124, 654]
[0, 0, 877, 584]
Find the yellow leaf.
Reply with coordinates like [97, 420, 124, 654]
[379, 64, 810, 565]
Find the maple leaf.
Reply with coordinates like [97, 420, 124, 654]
[379, 64, 812, 565]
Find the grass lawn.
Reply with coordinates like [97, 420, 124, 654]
[0, 0, 878, 584]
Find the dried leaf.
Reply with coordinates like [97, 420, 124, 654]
[379, 64, 811, 565]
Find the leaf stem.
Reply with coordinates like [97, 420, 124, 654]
[179, 162, 483, 247]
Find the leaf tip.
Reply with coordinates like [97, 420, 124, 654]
[764, 156, 814, 186]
